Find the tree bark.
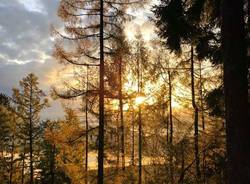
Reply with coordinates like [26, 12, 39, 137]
[131, 110, 135, 166]
[199, 60, 206, 184]
[137, 41, 142, 184]
[191, 46, 201, 182]
[98, 0, 105, 183]
[29, 85, 33, 184]
[85, 66, 89, 184]
[222, 0, 250, 183]
[9, 136, 14, 184]
[138, 107, 142, 184]
[21, 153, 25, 184]
[118, 58, 125, 170]
[50, 144, 55, 184]
[116, 113, 120, 170]
[168, 70, 174, 184]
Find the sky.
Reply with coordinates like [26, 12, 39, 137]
[0, 0, 155, 120]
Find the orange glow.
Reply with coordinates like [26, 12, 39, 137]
[135, 96, 146, 106]
[172, 97, 181, 109]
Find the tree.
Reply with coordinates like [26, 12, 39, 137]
[153, 1, 202, 181]
[0, 94, 12, 183]
[0, 93, 24, 184]
[105, 30, 130, 172]
[221, 0, 250, 183]
[133, 33, 149, 184]
[12, 73, 48, 184]
[154, 0, 250, 183]
[39, 120, 57, 184]
[53, 1, 144, 183]
[7, 112, 19, 184]
[0, 93, 10, 107]
[44, 109, 86, 184]
[151, 45, 182, 184]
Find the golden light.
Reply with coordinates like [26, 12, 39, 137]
[123, 104, 129, 111]
[135, 95, 146, 106]
[110, 100, 130, 111]
[171, 96, 181, 109]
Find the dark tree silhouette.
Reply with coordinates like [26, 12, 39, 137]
[222, 0, 250, 183]
[153, 1, 202, 181]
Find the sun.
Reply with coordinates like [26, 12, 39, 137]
[172, 98, 181, 109]
[135, 96, 146, 106]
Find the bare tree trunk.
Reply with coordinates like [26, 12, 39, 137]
[191, 46, 201, 183]
[166, 114, 169, 143]
[98, 0, 105, 183]
[198, 61, 205, 131]
[29, 86, 33, 184]
[137, 42, 142, 184]
[116, 113, 120, 170]
[9, 137, 14, 184]
[222, 0, 250, 183]
[199, 60, 206, 184]
[85, 66, 89, 184]
[131, 109, 135, 166]
[50, 144, 55, 184]
[138, 107, 142, 184]
[168, 70, 174, 184]
[21, 152, 25, 184]
[118, 58, 125, 170]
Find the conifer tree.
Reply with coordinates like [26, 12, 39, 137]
[154, 0, 249, 183]
[53, 1, 144, 183]
[12, 73, 48, 184]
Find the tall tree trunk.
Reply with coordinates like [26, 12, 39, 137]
[98, 0, 105, 183]
[118, 58, 125, 170]
[247, 0, 250, 115]
[198, 61, 205, 131]
[29, 86, 33, 184]
[138, 107, 142, 184]
[222, 0, 250, 183]
[137, 44, 142, 184]
[131, 110, 135, 166]
[85, 66, 89, 184]
[166, 114, 169, 143]
[9, 137, 14, 184]
[21, 152, 25, 184]
[168, 70, 174, 184]
[191, 46, 201, 182]
[199, 60, 206, 184]
[116, 113, 120, 170]
[50, 144, 55, 184]
[21, 140, 26, 184]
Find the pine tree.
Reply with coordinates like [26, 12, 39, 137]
[44, 109, 86, 184]
[12, 73, 48, 184]
[154, 0, 250, 183]
[0, 96, 11, 183]
[53, 1, 144, 183]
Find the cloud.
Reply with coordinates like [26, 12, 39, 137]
[0, 0, 157, 119]
[0, 59, 66, 119]
[0, 0, 60, 65]
[17, 0, 46, 13]
[0, 0, 67, 119]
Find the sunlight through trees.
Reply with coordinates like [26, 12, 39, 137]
[0, 0, 249, 184]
